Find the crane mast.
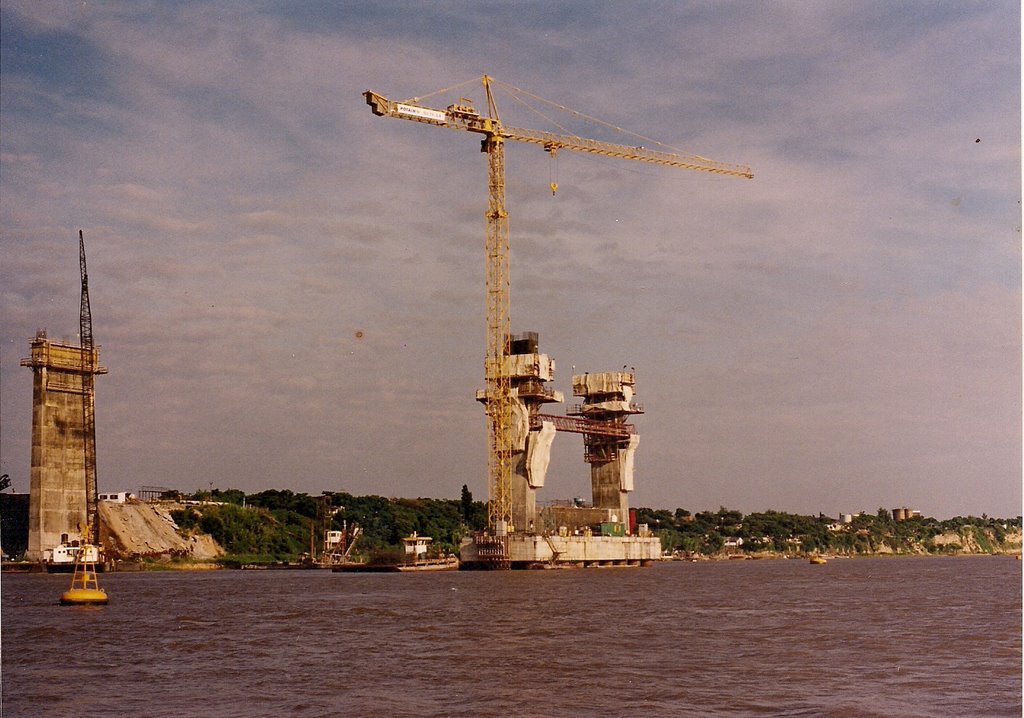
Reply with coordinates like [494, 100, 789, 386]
[482, 131, 514, 530]
[363, 76, 752, 535]
[78, 230, 99, 546]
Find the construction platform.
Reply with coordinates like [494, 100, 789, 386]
[459, 532, 662, 570]
[466, 332, 662, 569]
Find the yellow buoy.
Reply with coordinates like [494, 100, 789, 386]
[59, 544, 108, 606]
[60, 587, 108, 605]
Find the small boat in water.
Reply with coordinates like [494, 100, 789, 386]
[808, 556, 827, 565]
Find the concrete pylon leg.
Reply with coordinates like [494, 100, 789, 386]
[570, 370, 643, 532]
[20, 333, 107, 560]
[511, 420, 556, 533]
[475, 332, 563, 537]
[511, 452, 536, 534]
[590, 460, 629, 522]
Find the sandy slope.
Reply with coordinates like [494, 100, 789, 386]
[99, 501, 223, 560]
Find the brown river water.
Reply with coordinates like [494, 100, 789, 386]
[2, 556, 1020, 717]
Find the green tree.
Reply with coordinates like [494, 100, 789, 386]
[703, 531, 725, 554]
[656, 528, 682, 553]
[461, 485, 474, 523]
[211, 488, 246, 506]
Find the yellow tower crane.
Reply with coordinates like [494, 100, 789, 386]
[363, 75, 752, 535]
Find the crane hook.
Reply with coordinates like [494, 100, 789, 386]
[546, 145, 559, 196]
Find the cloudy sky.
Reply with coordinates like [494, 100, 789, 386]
[1, 1, 1019, 519]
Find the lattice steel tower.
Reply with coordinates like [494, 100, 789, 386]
[78, 230, 99, 545]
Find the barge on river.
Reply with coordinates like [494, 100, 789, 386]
[334, 533, 459, 572]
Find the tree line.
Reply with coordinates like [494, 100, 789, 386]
[635, 506, 1022, 556]
[169, 485, 487, 563]
[164, 487, 1021, 564]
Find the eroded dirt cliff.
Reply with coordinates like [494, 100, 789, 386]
[99, 500, 223, 561]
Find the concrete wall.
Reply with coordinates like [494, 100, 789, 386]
[513, 534, 662, 563]
[543, 506, 616, 533]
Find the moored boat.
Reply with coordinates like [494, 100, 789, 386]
[45, 543, 106, 573]
[333, 533, 459, 572]
[395, 555, 459, 572]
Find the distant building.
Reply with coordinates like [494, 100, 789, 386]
[892, 507, 921, 521]
[98, 492, 134, 504]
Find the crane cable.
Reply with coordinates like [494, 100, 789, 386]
[549, 150, 558, 195]
[399, 76, 704, 194]
[399, 77, 482, 107]
[489, 77, 688, 155]
[400, 76, 706, 163]
[488, 78, 705, 193]
[498, 85, 578, 138]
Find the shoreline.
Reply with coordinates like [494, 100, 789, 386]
[5, 550, 1019, 574]
[675, 549, 1022, 562]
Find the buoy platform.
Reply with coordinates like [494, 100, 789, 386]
[59, 544, 108, 605]
[60, 587, 109, 605]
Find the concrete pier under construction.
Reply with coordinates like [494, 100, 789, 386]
[20, 331, 107, 560]
[463, 333, 661, 569]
